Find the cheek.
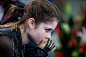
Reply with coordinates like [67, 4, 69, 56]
[36, 30, 46, 44]
[38, 32, 46, 39]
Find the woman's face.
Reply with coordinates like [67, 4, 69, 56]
[28, 20, 58, 45]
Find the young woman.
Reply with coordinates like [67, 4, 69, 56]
[0, 0, 61, 57]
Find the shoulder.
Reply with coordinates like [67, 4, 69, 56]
[0, 35, 13, 56]
[0, 35, 12, 47]
[0, 35, 12, 41]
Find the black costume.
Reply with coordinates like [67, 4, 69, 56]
[0, 1, 55, 57]
[0, 1, 38, 57]
[0, 27, 48, 57]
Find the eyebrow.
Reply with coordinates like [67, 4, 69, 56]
[46, 28, 53, 31]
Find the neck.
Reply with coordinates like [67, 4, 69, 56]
[22, 33, 30, 45]
[19, 24, 30, 45]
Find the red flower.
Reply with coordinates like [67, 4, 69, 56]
[73, 28, 78, 37]
[69, 38, 77, 47]
[75, 19, 80, 25]
[79, 44, 85, 53]
[55, 52, 64, 57]
[83, 14, 86, 19]
[84, 14, 86, 19]
[82, 24, 85, 27]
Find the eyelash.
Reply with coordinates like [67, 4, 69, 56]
[45, 29, 52, 32]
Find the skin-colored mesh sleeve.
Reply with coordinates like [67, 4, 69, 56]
[0, 35, 13, 57]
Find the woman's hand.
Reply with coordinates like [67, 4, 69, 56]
[38, 38, 56, 54]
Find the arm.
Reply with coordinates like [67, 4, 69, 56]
[32, 39, 56, 57]
[32, 47, 48, 57]
[0, 35, 13, 57]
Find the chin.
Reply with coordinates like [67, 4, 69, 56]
[35, 42, 40, 45]
[36, 43, 39, 45]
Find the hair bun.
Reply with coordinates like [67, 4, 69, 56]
[9, 5, 19, 16]
[9, 5, 24, 16]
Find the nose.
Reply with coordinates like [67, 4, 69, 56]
[46, 34, 51, 40]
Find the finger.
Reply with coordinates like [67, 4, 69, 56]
[48, 40, 52, 47]
[49, 40, 53, 48]
[51, 44, 55, 49]
[47, 40, 50, 47]
[50, 42, 54, 49]
[47, 47, 56, 54]
[49, 42, 52, 48]
[42, 38, 49, 43]
[38, 38, 49, 49]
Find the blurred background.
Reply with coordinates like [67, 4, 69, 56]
[21, 0, 86, 57]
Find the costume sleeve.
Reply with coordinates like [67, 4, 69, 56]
[32, 40, 55, 57]
[32, 47, 48, 57]
[0, 35, 13, 57]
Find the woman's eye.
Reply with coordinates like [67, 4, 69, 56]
[45, 29, 52, 32]
[45, 29, 49, 32]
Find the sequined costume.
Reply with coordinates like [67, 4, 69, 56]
[0, 27, 48, 57]
[0, 27, 22, 57]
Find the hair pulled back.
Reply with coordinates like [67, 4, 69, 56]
[10, 0, 61, 26]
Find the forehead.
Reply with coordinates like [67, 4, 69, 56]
[45, 21, 58, 28]
[38, 20, 58, 29]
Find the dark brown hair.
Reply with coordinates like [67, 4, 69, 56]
[10, 0, 61, 26]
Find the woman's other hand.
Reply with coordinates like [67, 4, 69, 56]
[38, 38, 56, 54]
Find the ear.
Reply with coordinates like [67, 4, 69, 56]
[28, 18, 35, 29]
